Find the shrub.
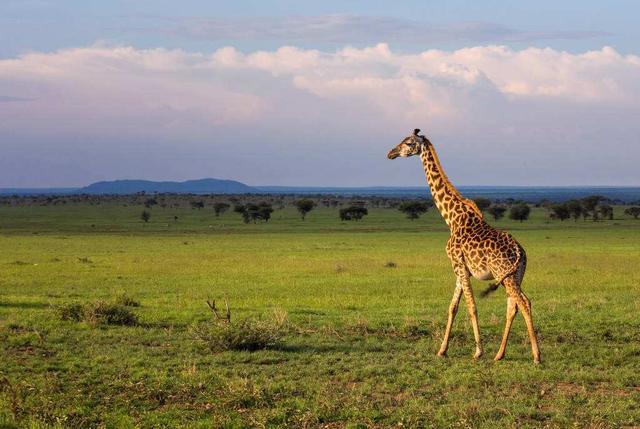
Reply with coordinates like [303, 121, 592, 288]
[57, 301, 138, 326]
[192, 312, 287, 352]
[57, 303, 84, 321]
[83, 302, 138, 326]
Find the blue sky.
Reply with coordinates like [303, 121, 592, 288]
[3, 0, 638, 56]
[1, 1, 639, 187]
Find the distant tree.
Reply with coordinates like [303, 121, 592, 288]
[624, 206, 640, 219]
[398, 200, 430, 220]
[213, 202, 231, 217]
[190, 200, 205, 210]
[294, 199, 316, 220]
[598, 204, 613, 220]
[565, 199, 584, 222]
[509, 204, 531, 222]
[582, 195, 605, 221]
[174, 215, 178, 223]
[144, 198, 158, 208]
[473, 198, 492, 212]
[141, 210, 151, 223]
[339, 206, 368, 221]
[487, 205, 507, 221]
[236, 202, 273, 223]
[549, 203, 570, 221]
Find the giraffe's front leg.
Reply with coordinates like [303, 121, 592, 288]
[437, 285, 462, 357]
[462, 282, 483, 359]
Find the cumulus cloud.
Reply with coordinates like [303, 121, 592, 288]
[160, 15, 607, 45]
[0, 43, 638, 186]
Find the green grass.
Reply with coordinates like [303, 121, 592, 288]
[0, 204, 639, 428]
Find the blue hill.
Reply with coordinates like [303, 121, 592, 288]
[79, 178, 257, 194]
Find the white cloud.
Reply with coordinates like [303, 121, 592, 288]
[0, 43, 639, 186]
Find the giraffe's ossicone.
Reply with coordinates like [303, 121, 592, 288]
[387, 129, 541, 363]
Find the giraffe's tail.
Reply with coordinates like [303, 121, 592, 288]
[480, 283, 500, 297]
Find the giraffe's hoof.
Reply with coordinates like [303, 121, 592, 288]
[473, 350, 484, 359]
[533, 357, 541, 364]
[494, 353, 504, 361]
[436, 350, 447, 358]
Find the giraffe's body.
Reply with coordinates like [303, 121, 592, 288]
[388, 129, 540, 363]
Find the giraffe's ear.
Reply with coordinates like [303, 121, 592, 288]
[413, 128, 421, 136]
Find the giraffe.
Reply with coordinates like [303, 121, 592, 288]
[387, 129, 541, 363]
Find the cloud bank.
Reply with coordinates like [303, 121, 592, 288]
[0, 43, 639, 186]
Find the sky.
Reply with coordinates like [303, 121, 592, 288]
[1, 1, 639, 187]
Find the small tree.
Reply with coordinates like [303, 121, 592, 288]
[487, 205, 507, 221]
[598, 204, 613, 220]
[213, 202, 231, 217]
[339, 206, 368, 221]
[294, 199, 316, 220]
[582, 195, 605, 221]
[141, 210, 151, 223]
[398, 201, 430, 220]
[624, 206, 640, 219]
[565, 199, 584, 222]
[473, 198, 492, 212]
[509, 204, 530, 222]
[550, 203, 570, 221]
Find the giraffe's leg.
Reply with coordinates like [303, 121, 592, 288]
[462, 283, 483, 359]
[437, 285, 462, 357]
[494, 296, 517, 361]
[504, 277, 541, 363]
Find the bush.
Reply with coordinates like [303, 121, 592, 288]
[83, 302, 139, 326]
[192, 312, 287, 352]
[57, 300, 138, 326]
[57, 303, 84, 321]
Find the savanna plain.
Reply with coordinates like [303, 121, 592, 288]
[0, 201, 639, 428]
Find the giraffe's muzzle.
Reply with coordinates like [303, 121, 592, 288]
[387, 148, 400, 159]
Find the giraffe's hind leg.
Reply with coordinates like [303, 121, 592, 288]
[494, 296, 517, 361]
[503, 277, 541, 363]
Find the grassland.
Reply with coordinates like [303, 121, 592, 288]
[0, 202, 639, 428]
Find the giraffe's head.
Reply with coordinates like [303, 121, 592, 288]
[387, 129, 428, 160]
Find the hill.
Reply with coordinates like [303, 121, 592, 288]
[79, 178, 257, 194]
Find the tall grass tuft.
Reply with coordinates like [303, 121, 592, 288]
[192, 310, 288, 352]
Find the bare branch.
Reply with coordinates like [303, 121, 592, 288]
[206, 298, 231, 323]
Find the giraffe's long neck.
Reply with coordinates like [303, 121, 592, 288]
[420, 142, 470, 230]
